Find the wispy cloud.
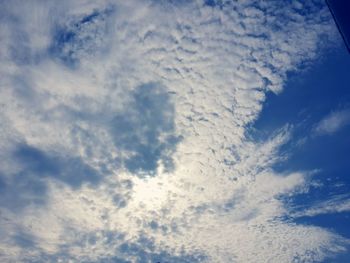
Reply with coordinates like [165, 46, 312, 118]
[313, 109, 350, 135]
[293, 195, 350, 218]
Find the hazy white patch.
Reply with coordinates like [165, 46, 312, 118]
[314, 109, 350, 135]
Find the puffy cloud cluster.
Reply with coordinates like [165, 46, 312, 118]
[0, 0, 347, 262]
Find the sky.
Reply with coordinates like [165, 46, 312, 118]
[0, 0, 349, 262]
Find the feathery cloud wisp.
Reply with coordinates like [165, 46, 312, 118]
[314, 109, 350, 135]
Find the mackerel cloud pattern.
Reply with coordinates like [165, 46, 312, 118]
[0, 0, 348, 262]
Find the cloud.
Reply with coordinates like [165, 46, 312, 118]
[49, 6, 114, 68]
[0, 0, 347, 262]
[313, 109, 350, 135]
[293, 195, 350, 218]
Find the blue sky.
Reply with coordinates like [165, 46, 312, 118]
[254, 46, 350, 262]
[0, 0, 350, 262]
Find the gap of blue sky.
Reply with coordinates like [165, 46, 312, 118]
[253, 45, 350, 261]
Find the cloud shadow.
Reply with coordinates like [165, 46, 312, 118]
[0, 143, 100, 211]
[111, 83, 181, 176]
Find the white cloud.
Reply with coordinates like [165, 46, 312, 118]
[0, 0, 347, 262]
[314, 109, 350, 135]
[293, 195, 350, 218]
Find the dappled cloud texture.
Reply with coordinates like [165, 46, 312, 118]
[0, 0, 348, 262]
